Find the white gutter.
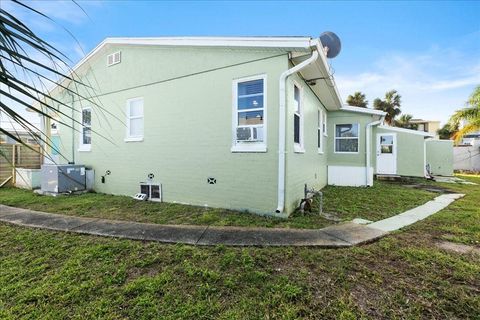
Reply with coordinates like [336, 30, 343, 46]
[365, 116, 385, 186]
[276, 40, 320, 214]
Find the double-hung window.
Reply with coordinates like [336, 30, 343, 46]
[126, 98, 144, 142]
[79, 107, 91, 151]
[232, 75, 266, 152]
[293, 83, 304, 152]
[335, 123, 359, 153]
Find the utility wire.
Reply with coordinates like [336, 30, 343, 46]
[454, 150, 480, 163]
[69, 53, 288, 102]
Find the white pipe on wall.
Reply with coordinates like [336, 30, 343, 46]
[276, 40, 320, 214]
[365, 119, 384, 186]
[424, 137, 433, 178]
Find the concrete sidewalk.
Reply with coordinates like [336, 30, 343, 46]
[368, 193, 464, 232]
[0, 193, 463, 247]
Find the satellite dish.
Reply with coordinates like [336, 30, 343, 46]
[319, 31, 341, 58]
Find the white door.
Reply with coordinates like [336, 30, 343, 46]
[376, 133, 397, 174]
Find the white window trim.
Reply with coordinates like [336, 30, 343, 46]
[334, 123, 360, 154]
[318, 108, 324, 154]
[231, 74, 267, 153]
[125, 97, 144, 142]
[78, 107, 91, 152]
[323, 112, 328, 137]
[293, 81, 305, 153]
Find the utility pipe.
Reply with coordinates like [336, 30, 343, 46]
[276, 40, 320, 214]
[68, 92, 75, 164]
[365, 118, 384, 186]
[424, 137, 433, 178]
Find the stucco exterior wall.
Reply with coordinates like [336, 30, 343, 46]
[426, 140, 454, 176]
[373, 127, 426, 177]
[284, 73, 328, 214]
[327, 111, 376, 167]
[55, 45, 290, 215]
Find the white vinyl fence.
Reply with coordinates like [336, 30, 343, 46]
[454, 140, 480, 172]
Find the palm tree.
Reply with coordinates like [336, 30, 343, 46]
[373, 90, 402, 125]
[0, 1, 106, 161]
[437, 123, 458, 140]
[346, 91, 368, 108]
[394, 114, 418, 130]
[450, 86, 480, 143]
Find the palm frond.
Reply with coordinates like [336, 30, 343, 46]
[1, 1, 119, 162]
[453, 120, 480, 143]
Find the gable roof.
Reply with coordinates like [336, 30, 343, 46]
[43, 36, 343, 110]
[71, 36, 317, 76]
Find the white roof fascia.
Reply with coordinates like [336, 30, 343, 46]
[32, 36, 317, 111]
[410, 119, 440, 124]
[340, 105, 387, 116]
[71, 37, 314, 73]
[378, 125, 434, 137]
[312, 38, 343, 109]
[105, 36, 314, 48]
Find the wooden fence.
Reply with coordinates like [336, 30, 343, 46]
[0, 144, 43, 187]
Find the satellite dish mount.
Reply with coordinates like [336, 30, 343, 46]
[319, 31, 341, 59]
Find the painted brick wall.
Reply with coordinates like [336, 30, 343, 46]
[284, 73, 328, 214]
[55, 46, 289, 215]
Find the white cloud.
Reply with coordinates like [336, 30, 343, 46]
[1, 0, 97, 131]
[335, 45, 480, 124]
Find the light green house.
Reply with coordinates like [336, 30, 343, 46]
[43, 36, 451, 216]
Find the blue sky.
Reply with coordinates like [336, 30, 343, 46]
[3, 0, 480, 127]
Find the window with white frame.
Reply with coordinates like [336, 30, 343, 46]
[79, 107, 91, 151]
[335, 123, 359, 153]
[232, 75, 266, 151]
[293, 84, 303, 150]
[317, 109, 323, 152]
[126, 98, 144, 141]
[323, 112, 327, 136]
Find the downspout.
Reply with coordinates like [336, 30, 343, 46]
[424, 137, 432, 178]
[365, 117, 384, 186]
[68, 92, 75, 164]
[276, 40, 320, 214]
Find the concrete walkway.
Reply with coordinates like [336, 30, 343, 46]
[368, 193, 464, 232]
[0, 193, 463, 247]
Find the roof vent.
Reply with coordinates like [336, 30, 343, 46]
[107, 51, 121, 66]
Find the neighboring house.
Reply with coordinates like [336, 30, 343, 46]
[462, 133, 480, 145]
[460, 132, 480, 146]
[457, 120, 480, 145]
[410, 119, 441, 138]
[40, 36, 452, 216]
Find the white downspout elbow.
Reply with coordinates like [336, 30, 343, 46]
[276, 42, 320, 214]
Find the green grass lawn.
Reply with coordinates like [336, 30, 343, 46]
[0, 175, 478, 319]
[0, 180, 437, 229]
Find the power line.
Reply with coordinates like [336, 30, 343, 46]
[70, 52, 288, 102]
